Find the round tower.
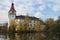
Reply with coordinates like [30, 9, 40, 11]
[8, 3, 16, 32]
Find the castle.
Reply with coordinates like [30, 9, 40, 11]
[8, 3, 46, 32]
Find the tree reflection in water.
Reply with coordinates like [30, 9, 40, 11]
[7, 33, 46, 40]
[47, 32, 60, 40]
[0, 32, 60, 40]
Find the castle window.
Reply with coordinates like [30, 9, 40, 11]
[27, 24, 29, 26]
[30, 24, 32, 27]
[34, 24, 35, 26]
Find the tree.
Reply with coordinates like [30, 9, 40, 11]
[53, 16, 60, 32]
[16, 21, 25, 31]
[19, 21, 25, 31]
[45, 18, 54, 31]
[46, 18, 54, 25]
[34, 20, 41, 32]
[24, 13, 29, 31]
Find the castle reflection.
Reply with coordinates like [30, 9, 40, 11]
[0, 32, 60, 40]
[7, 33, 46, 40]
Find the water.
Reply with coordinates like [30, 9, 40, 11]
[0, 32, 60, 40]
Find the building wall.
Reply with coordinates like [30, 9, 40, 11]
[8, 16, 46, 32]
[15, 18, 39, 31]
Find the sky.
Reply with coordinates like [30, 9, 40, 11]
[0, 0, 60, 23]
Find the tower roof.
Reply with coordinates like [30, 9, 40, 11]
[9, 3, 16, 12]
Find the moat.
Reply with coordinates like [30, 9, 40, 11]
[0, 32, 60, 40]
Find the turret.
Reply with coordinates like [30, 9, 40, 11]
[8, 3, 16, 20]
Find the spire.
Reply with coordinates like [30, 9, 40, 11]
[26, 11, 29, 16]
[9, 3, 16, 12]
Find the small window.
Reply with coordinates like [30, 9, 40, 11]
[27, 24, 29, 26]
[30, 24, 32, 27]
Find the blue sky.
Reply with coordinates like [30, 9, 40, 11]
[0, 0, 60, 23]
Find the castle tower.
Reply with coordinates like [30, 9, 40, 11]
[8, 3, 16, 32]
[8, 3, 16, 20]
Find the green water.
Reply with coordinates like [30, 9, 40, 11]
[0, 32, 60, 40]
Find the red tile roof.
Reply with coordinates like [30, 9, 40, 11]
[9, 3, 16, 12]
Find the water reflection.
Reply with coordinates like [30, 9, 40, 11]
[7, 33, 46, 40]
[0, 32, 60, 40]
[0, 33, 7, 40]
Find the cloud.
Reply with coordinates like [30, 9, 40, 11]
[52, 5, 60, 12]
[0, 10, 8, 23]
[47, 0, 60, 12]
[35, 12, 43, 18]
[0, 0, 59, 23]
[36, 0, 44, 4]
[0, 0, 34, 23]
[47, 0, 60, 4]
[54, 16, 58, 20]
[0, 0, 11, 6]
[47, 15, 58, 21]
[16, 4, 27, 15]
[0, 0, 10, 23]
[39, 5, 45, 11]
